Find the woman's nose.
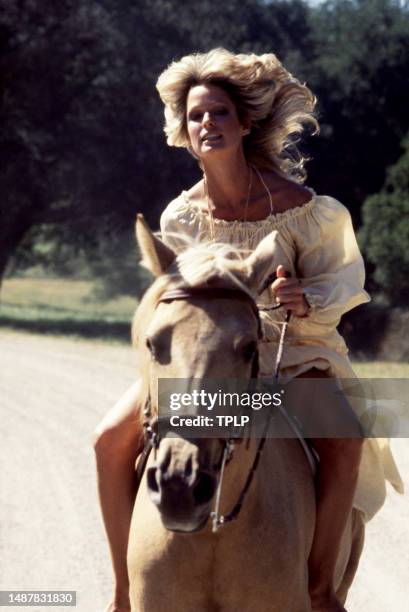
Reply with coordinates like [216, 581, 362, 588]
[203, 112, 214, 127]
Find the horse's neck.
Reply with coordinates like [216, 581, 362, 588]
[220, 438, 316, 523]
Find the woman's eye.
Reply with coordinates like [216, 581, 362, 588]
[189, 108, 227, 121]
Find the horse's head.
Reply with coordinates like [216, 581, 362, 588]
[132, 215, 279, 532]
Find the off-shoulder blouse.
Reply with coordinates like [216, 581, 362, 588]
[159, 191, 404, 519]
[160, 190, 370, 380]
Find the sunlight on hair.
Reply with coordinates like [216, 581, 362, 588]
[156, 48, 319, 181]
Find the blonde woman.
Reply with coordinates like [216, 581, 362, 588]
[94, 49, 392, 612]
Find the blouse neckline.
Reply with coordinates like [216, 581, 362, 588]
[180, 189, 317, 227]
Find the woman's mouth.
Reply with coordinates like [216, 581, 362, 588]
[201, 134, 222, 143]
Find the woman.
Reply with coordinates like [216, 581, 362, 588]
[94, 48, 371, 612]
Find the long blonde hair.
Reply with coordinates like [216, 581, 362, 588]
[156, 48, 319, 182]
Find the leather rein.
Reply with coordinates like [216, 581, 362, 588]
[137, 285, 289, 533]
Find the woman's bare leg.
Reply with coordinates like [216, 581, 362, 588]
[308, 436, 362, 611]
[295, 369, 363, 612]
[93, 380, 145, 612]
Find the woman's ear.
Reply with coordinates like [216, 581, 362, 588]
[241, 114, 251, 136]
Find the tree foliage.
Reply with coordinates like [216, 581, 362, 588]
[0, 0, 311, 290]
[1, 0, 409, 300]
[359, 133, 409, 305]
[304, 0, 409, 214]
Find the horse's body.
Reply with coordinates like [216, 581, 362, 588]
[128, 443, 364, 612]
[127, 218, 365, 612]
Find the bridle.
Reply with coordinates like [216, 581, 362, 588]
[138, 284, 290, 533]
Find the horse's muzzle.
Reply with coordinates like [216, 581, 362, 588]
[146, 461, 217, 532]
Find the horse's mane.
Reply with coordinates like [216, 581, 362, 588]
[132, 237, 252, 350]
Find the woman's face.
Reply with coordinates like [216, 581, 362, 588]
[186, 83, 248, 160]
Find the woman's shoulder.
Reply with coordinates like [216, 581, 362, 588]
[160, 188, 203, 236]
[161, 191, 190, 223]
[262, 173, 313, 213]
[263, 172, 350, 221]
[161, 180, 209, 229]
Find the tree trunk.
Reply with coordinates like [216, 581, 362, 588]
[0, 253, 10, 295]
[0, 213, 33, 300]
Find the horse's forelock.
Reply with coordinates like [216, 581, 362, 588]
[132, 240, 253, 349]
[175, 241, 252, 296]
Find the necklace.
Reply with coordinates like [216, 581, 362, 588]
[203, 166, 274, 241]
[204, 166, 253, 241]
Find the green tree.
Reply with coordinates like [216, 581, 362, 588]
[0, 0, 311, 292]
[359, 133, 409, 305]
[2, 0, 409, 298]
[305, 0, 409, 219]
[0, 0, 188, 288]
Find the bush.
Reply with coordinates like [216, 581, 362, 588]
[359, 135, 409, 305]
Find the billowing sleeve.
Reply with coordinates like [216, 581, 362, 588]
[159, 196, 192, 254]
[292, 196, 370, 326]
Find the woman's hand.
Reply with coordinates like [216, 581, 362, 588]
[270, 264, 309, 317]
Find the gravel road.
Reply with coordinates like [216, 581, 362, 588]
[0, 330, 407, 612]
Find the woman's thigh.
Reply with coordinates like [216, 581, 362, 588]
[94, 379, 144, 447]
[285, 368, 363, 440]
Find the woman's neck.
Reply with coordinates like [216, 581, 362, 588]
[202, 153, 251, 213]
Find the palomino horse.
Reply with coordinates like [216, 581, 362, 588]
[127, 216, 365, 612]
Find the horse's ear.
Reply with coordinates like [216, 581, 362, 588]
[244, 230, 279, 294]
[136, 214, 176, 276]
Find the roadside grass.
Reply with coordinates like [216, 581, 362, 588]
[352, 362, 409, 378]
[1, 278, 409, 377]
[0, 278, 137, 341]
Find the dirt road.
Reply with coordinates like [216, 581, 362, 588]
[0, 330, 407, 612]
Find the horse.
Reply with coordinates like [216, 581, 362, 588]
[127, 215, 365, 612]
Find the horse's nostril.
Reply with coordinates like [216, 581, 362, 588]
[193, 472, 215, 505]
[160, 450, 171, 474]
[147, 467, 159, 493]
[186, 456, 193, 478]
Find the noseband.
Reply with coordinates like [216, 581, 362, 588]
[139, 285, 286, 533]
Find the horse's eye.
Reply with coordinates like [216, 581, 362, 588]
[242, 340, 257, 362]
[145, 333, 171, 365]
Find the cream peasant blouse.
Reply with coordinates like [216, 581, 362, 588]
[160, 190, 371, 381]
[160, 190, 404, 519]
